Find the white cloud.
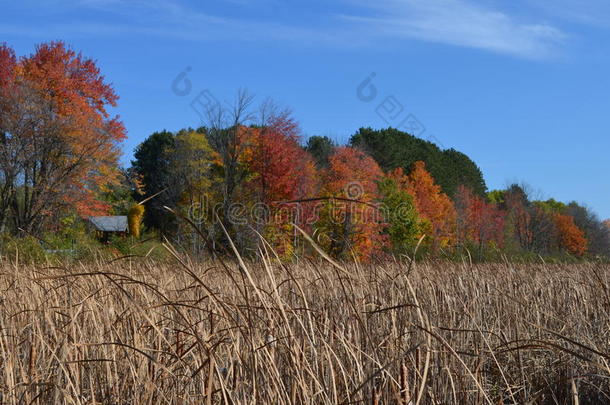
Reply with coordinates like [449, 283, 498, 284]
[341, 0, 566, 59]
[526, 0, 610, 26]
[3, 0, 568, 59]
[77, 0, 348, 44]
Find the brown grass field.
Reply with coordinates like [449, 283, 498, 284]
[1, 252, 609, 404]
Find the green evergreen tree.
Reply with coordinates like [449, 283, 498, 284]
[350, 127, 486, 198]
[305, 135, 335, 169]
[131, 130, 176, 232]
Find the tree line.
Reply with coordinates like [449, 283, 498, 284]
[131, 121, 609, 261]
[1, 42, 609, 261]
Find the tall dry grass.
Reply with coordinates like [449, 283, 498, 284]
[0, 251, 609, 404]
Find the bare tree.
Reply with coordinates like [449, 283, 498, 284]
[0, 129, 17, 233]
[205, 89, 255, 233]
[1, 85, 70, 233]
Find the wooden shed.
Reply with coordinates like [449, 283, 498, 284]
[88, 216, 128, 242]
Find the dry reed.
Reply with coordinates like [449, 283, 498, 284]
[0, 251, 609, 404]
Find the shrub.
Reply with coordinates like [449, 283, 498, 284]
[0, 233, 46, 263]
[128, 204, 145, 239]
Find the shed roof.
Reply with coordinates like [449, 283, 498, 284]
[88, 216, 128, 232]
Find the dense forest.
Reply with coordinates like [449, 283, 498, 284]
[1, 41, 609, 262]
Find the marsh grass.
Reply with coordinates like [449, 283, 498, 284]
[0, 249, 609, 404]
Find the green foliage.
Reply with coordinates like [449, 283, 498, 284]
[487, 190, 505, 204]
[350, 127, 486, 198]
[131, 130, 176, 231]
[0, 234, 46, 263]
[378, 176, 421, 254]
[442, 148, 487, 197]
[100, 168, 138, 215]
[42, 215, 103, 261]
[108, 232, 169, 261]
[534, 198, 567, 214]
[0, 216, 170, 264]
[305, 136, 335, 168]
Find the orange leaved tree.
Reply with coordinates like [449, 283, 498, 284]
[0, 42, 126, 234]
[554, 213, 587, 257]
[316, 146, 387, 261]
[405, 161, 456, 248]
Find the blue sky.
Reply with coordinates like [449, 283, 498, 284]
[2, 0, 610, 218]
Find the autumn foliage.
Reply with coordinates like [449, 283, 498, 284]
[455, 185, 505, 251]
[21, 42, 125, 208]
[1, 41, 604, 261]
[0, 44, 16, 97]
[128, 204, 145, 239]
[240, 114, 318, 257]
[317, 147, 387, 261]
[401, 162, 456, 248]
[554, 213, 587, 257]
[0, 41, 126, 233]
[242, 114, 317, 204]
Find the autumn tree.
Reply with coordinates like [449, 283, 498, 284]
[128, 204, 145, 239]
[553, 213, 587, 257]
[200, 92, 317, 254]
[404, 161, 456, 248]
[0, 42, 126, 234]
[500, 185, 556, 253]
[169, 130, 223, 253]
[316, 147, 387, 261]
[498, 187, 590, 257]
[565, 202, 610, 257]
[168, 130, 218, 208]
[534, 199, 589, 257]
[501, 185, 533, 251]
[240, 111, 318, 257]
[455, 185, 505, 258]
[242, 112, 316, 205]
[0, 44, 17, 232]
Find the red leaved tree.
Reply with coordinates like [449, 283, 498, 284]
[455, 185, 505, 257]
[242, 112, 317, 204]
[240, 111, 318, 256]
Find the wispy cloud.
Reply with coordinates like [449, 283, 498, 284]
[526, 0, 610, 27]
[341, 0, 566, 59]
[2, 0, 568, 59]
[1, 0, 343, 46]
